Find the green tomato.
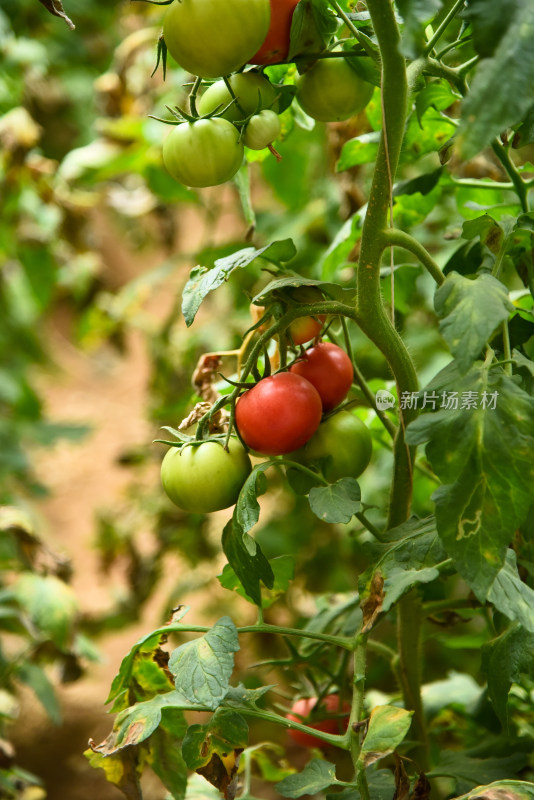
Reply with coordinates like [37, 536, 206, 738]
[163, 0, 271, 79]
[162, 118, 244, 188]
[296, 57, 374, 122]
[291, 411, 372, 482]
[243, 110, 281, 150]
[198, 72, 277, 122]
[161, 439, 252, 513]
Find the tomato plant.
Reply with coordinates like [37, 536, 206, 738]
[290, 410, 372, 481]
[286, 695, 351, 748]
[162, 119, 244, 187]
[289, 341, 353, 410]
[249, 0, 300, 65]
[197, 72, 278, 122]
[160, 439, 252, 513]
[235, 372, 322, 455]
[243, 110, 281, 150]
[163, 0, 271, 78]
[296, 57, 374, 121]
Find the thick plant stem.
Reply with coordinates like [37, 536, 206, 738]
[356, 0, 418, 527]
[357, 0, 429, 770]
[396, 591, 429, 770]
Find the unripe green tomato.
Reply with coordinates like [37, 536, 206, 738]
[162, 118, 244, 188]
[243, 110, 281, 150]
[163, 0, 271, 79]
[161, 439, 252, 513]
[290, 411, 372, 482]
[296, 57, 374, 122]
[198, 72, 277, 122]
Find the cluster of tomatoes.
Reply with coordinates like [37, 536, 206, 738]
[160, 291, 373, 514]
[158, 0, 374, 188]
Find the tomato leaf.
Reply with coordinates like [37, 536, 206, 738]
[457, 3, 534, 159]
[106, 608, 190, 709]
[308, 478, 361, 524]
[360, 705, 413, 767]
[396, 0, 441, 56]
[218, 555, 294, 608]
[181, 240, 297, 327]
[359, 517, 446, 623]
[168, 616, 239, 709]
[481, 624, 534, 730]
[431, 749, 529, 789]
[222, 519, 275, 607]
[235, 462, 271, 532]
[182, 708, 248, 771]
[288, 0, 337, 61]
[405, 363, 534, 601]
[276, 758, 338, 798]
[144, 711, 188, 799]
[487, 550, 534, 633]
[434, 272, 514, 374]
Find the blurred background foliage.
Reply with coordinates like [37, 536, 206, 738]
[0, 0, 533, 798]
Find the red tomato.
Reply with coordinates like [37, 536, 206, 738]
[235, 372, 322, 455]
[286, 695, 351, 748]
[249, 0, 300, 65]
[289, 342, 353, 410]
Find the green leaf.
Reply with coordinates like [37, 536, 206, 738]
[434, 272, 514, 373]
[360, 516, 446, 615]
[218, 555, 294, 608]
[457, 4, 534, 159]
[185, 774, 222, 799]
[396, 0, 442, 56]
[481, 624, 534, 729]
[487, 550, 534, 632]
[359, 705, 413, 766]
[276, 758, 338, 798]
[308, 478, 361, 524]
[235, 462, 271, 533]
[415, 81, 460, 124]
[106, 613, 188, 710]
[337, 131, 380, 170]
[146, 710, 189, 800]
[181, 709, 248, 771]
[168, 617, 239, 709]
[421, 671, 484, 717]
[463, 0, 524, 58]
[13, 573, 78, 650]
[288, 0, 336, 60]
[405, 364, 534, 600]
[16, 662, 61, 725]
[221, 519, 275, 607]
[431, 750, 529, 789]
[181, 240, 297, 327]
[223, 683, 274, 711]
[393, 167, 444, 197]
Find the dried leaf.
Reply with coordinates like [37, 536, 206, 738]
[38, 0, 75, 29]
[197, 750, 243, 800]
[394, 754, 410, 800]
[361, 572, 385, 632]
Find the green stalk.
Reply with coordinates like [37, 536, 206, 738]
[356, 0, 418, 527]
[382, 228, 445, 286]
[357, 0, 429, 769]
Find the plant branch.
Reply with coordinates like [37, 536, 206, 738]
[382, 228, 445, 285]
[491, 141, 530, 213]
[423, 0, 466, 55]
